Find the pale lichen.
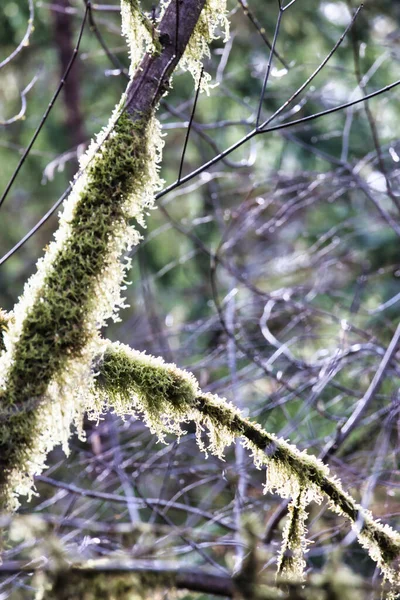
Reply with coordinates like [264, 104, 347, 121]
[277, 492, 309, 581]
[159, 0, 229, 92]
[121, 0, 159, 75]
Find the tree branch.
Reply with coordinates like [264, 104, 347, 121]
[92, 339, 400, 585]
[125, 0, 206, 117]
[0, 0, 210, 510]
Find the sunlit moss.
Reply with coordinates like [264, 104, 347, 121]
[93, 340, 400, 591]
[92, 341, 199, 441]
[183, 0, 229, 92]
[122, 0, 229, 87]
[121, 0, 160, 75]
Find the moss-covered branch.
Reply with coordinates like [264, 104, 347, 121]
[93, 341, 400, 589]
[0, 0, 228, 510]
[0, 111, 159, 507]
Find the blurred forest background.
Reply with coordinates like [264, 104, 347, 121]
[1, 0, 400, 597]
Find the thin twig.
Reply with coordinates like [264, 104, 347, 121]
[0, 3, 90, 210]
[0, 0, 35, 70]
[178, 67, 204, 182]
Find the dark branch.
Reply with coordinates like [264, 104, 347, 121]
[126, 0, 206, 117]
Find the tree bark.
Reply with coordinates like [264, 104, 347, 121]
[126, 0, 206, 117]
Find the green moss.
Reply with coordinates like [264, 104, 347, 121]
[362, 525, 400, 564]
[277, 493, 308, 580]
[98, 347, 197, 414]
[93, 344, 199, 444]
[0, 111, 153, 507]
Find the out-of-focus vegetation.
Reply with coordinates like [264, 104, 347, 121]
[1, 0, 400, 598]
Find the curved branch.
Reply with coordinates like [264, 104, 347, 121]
[0, 0, 35, 70]
[93, 340, 400, 586]
[125, 0, 206, 116]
